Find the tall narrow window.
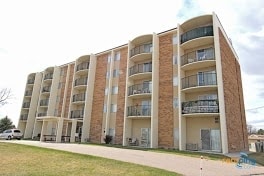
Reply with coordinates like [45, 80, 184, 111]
[107, 54, 111, 63]
[173, 35, 178, 45]
[113, 69, 119, 77]
[173, 55, 177, 65]
[173, 76, 178, 86]
[173, 97, 179, 108]
[106, 71, 110, 79]
[109, 128, 115, 136]
[105, 88, 108, 95]
[103, 104, 107, 113]
[111, 104, 117, 113]
[114, 52, 120, 61]
[112, 86, 118, 94]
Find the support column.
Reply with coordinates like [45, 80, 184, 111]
[40, 121, 48, 142]
[56, 118, 64, 143]
[70, 119, 77, 143]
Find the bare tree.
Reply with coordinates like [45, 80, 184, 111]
[0, 88, 12, 106]
[247, 124, 257, 135]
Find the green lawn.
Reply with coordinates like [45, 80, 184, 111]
[0, 143, 180, 176]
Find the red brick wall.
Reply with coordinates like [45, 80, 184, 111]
[219, 29, 248, 152]
[89, 54, 108, 142]
[115, 47, 128, 144]
[158, 33, 174, 148]
[64, 64, 75, 119]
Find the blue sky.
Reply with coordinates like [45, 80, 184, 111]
[0, 0, 264, 129]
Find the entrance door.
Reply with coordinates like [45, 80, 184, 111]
[141, 128, 150, 147]
[201, 129, 211, 150]
[211, 129, 221, 151]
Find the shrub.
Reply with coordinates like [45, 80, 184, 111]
[104, 135, 113, 144]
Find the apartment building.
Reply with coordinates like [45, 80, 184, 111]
[18, 12, 248, 154]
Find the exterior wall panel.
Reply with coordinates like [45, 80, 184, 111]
[219, 29, 248, 152]
[158, 33, 174, 148]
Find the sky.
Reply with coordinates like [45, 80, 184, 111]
[0, 0, 264, 129]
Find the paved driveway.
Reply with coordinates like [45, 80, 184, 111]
[2, 140, 264, 176]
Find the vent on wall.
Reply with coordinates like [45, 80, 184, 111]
[215, 117, 219, 123]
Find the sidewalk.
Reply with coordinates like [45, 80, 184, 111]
[3, 140, 264, 176]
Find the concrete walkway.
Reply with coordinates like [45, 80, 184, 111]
[2, 140, 264, 176]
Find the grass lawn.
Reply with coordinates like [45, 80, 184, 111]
[248, 152, 264, 166]
[0, 143, 180, 176]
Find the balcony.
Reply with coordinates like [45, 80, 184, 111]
[42, 86, 51, 93]
[74, 77, 88, 87]
[38, 112, 47, 117]
[181, 72, 217, 92]
[129, 62, 152, 79]
[72, 93, 85, 103]
[127, 105, 151, 117]
[27, 79, 35, 84]
[181, 26, 213, 44]
[181, 48, 215, 70]
[182, 100, 219, 115]
[130, 43, 152, 60]
[128, 83, 152, 98]
[44, 73, 53, 80]
[76, 62, 89, 72]
[40, 99, 49, 106]
[22, 102, 30, 108]
[70, 110, 84, 119]
[20, 114, 28, 121]
[25, 90, 33, 96]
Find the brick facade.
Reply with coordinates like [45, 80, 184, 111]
[158, 33, 174, 148]
[115, 47, 128, 144]
[89, 55, 108, 142]
[219, 29, 248, 152]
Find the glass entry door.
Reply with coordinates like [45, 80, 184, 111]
[201, 129, 221, 152]
[201, 129, 211, 150]
[141, 128, 150, 147]
[211, 129, 221, 152]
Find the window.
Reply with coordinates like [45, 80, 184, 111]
[114, 52, 120, 61]
[111, 104, 117, 113]
[58, 82, 64, 89]
[103, 104, 107, 113]
[173, 97, 179, 108]
[112, 86, 118, 94]
[173, 35, 178, 45]
[106, 71, 110, 79]
[107, 54, 111, 63]
[60, 69, 65, 76]
[173, 76, 178, 86]
[105, 88, 108, 95]
[108, 128, 115, 136]
[174, 128, 179, 140]
[56, 96, 60, 102]
[173, 55, 177, 65]
[113, 69, 119, 77]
